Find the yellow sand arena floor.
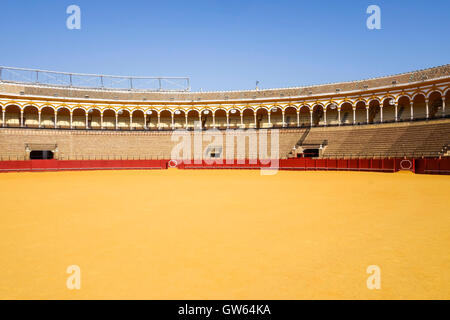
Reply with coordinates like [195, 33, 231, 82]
[0, 169, 449, 299]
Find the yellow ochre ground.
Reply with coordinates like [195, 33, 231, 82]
[0, 169, 449, 300]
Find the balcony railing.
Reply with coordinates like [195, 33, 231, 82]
[0, 66, 190, 92]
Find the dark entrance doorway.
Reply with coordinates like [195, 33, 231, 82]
[30, 150, 54, 160]
[302, 149, 319, 158]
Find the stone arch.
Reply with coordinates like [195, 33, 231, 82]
[298, 105, 310, 127]
[381, 97, 396, 123]
[72, 108, 87, 129]
[228, 108, 241, 129]
[131, 109, 145, 130]
[87, 108, 102, 129]
[284, 106, 297, 127]
[102, 109, 116, 129]
[173, 109, 186, 129]
[255, 107, 269, 129]
[270, 106, 283, 128]
[339, 102, 353, 125]
[428, 91, 443, 118]
[397, 95, 412, 121]
[312, 104, 324, 126]
[412, 93, 427, 120]
[56, 107, 71, 128]
[117, 109, 131, 130]
[368, 99, 381, 124]
[5, 104, 22, 127]
[23, 105, 39, 128]
[354, 100, 367, 124]
[214, 109, 227, 129]
[41, 106, 56, 128]
[200, 108, 213, 129]
[242, 108, 255, 128]
[187, 109, 200, 129]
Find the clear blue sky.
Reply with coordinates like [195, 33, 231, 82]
[0, 0, 449, 91]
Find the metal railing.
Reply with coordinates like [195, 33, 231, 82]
[0, 66, 190, 92]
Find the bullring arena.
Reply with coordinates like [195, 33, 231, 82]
[0, 65, 449, 299]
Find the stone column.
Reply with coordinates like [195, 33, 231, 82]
[338, 108, 341, 126]
[171, 113, 174, 129]
[296, 111, 300, 127]
[309, 110, 313, 127]
[70, 112, 73, 129]
[366, 106, 369, 124]
[410, 101, 414, 120]
[268, 112, 271, 127]
[86, 113, 89, 129]
[394, 103, 398, 122]
[2, 109, 5, 127]
[212, 113, 216, 128]
[240, 112, 244, 128]
[38, 111, 41, 128]
[443, 97, 446, 117]
[20, 110, 24, 127]
[100, 113, 103, 129]
[130, 113, 133, 130]
[353, 107, 356, 124]
[282, 111, 286, 127]
[226, 113, 229, 129]
[185, 113, 188, 129]
[254, 113, 257, 127]
[158, 113, 161, 130]
[144, 113, 147, 130]
[323, 109, 327, 126]
[425, 99, 429, 119]
[54, 110, 57, 129]
[115, 113, 118, 130]
[380, 105, 383, 123]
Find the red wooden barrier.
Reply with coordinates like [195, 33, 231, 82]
[0, 158, 448, 174]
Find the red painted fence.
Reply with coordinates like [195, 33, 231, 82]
[0, 158, 448, 174]
[0, 159, 168, 172]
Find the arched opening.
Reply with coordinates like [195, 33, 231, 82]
[428, 91, 443, 118]
[228, 108, 241, 128]
[326, 104, 338, 126]
[173, 110, 186, 129]
[256, 108, 269, 128]
[5, 105, 20, 127]
[132, 110, 145, 130]
[88, 109, 101, 129]
[56, 107, 70, 128]
[0, 105, 3, 127]
[145, 110, 157, 129]
[102, 109, 116, 129]
[397, 96, 411, 121]
[187, 109, 200, 130]
[201, 109, 212, 129]
[298, 106, 310, 127]
[312, 105, 324, 126]
[382, 98, 396, 122]
[23, 105, 39, 128]
[242, 109, 255, 128]
[355, 101, 367, 124]
[118, 109, 130, 130]
[368, 100, 381, 124]
[41, 107, 56, 128]
[159, 110, 172, 130]
[413, 94, 427, 120]
[270, 107, 283, 128]
[284, 106, 297, 127]
[72, 108, 86, 129]
[340, 102, 353, 125]
[214, 109, 227, 129]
